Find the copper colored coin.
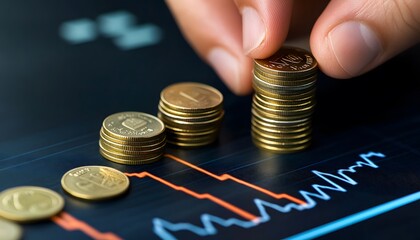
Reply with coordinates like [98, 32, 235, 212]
[254, 46, 318, 76]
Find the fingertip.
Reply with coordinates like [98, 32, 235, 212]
[311, 0, 420, 79]
[237, 0, 293, 59]
[312, 21, 383, 79]
[207, 48, 253, 95]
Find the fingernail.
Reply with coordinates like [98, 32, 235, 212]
[207, 48, 241, 94]
[328, 21, 382, 76]
[242, 7, 266, 55]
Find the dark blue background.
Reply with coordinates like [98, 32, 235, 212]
[0, 1, 419, 239]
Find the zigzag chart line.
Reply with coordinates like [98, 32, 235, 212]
[164, 154, 307, 205]
[52, 212, 122, 240]
[52, 152, 386, 240]
[151, 152, 385, 240]
[124, 171, 259, 221]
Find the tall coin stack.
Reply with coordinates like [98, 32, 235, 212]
[99, 112, 166, 164]
[158, 82, 224, 147]
[251, 46, 318, 153]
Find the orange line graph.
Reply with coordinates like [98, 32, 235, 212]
[164, 154, 307, 205]
[54, 154, 306, 238]
[52, 212, 122, 240]
[125, 172, 259, 221]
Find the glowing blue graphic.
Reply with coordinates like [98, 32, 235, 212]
[59, 10, 162, 50]
[59, 19, 97, 44]
[153, 152, 386, 240]
[286, 191, 420, 240]
[97, 11, 136, 37]
[114, 24, 162, 50]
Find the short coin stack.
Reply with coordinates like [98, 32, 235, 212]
[251, 46, 318, 153]
[99, 112, 166, 164]
[158, 82, 224, 147]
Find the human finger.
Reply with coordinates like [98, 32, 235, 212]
[233, 0, 294, 59]
[310, 0, 420, 78]
[165, 0, 253, 95]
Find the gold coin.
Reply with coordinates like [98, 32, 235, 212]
[100, 128, 165, 146]
[167, 139, 217, 147]
[61, 166, 129, 200]
[99, 137, 166, 152]
[254, 94, 315, 110]
[252, 82, 316, 99]
[252, 138, 311, 153]
[252, 106, 313, 121]
[158, 104, 222, 122]
[251, 118, 311, 133]
[160, 82, 223, 113]
[102, 112, 165, 141]
[254, 46, 318, 77]
[167, 132, 219, 142]
[99, 149, 163, 165]
[255, 92, 314, 105]
[99, 140, 165, 156]
[253, 74, 316, 93]
[100, 134, 166, 151]
[251, 132, 311, 145]
[159, 101, 220, 117]
[251, 125, 312, 139]
[0, 186, 64, 222]
[0, 218, 22, 240]
[253, 69, 317, 84]
[99, 146, 163, 160]
[252, 108, 311, 125]
[166, 128, 219, 137]
[252, 99, 315, 116]
[158, 111, 224, 130]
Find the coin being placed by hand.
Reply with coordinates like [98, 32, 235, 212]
[0, 218, 22, 240]
[0, 186, 64, 222]
[61, 166, 129, 200]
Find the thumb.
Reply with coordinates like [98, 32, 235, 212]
[310, 0, 420, 79]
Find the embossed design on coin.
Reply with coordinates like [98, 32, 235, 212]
[251, 46, 318, 153]
[61, 166, 129, 200]
[161, 82, 223, 112]
[103, 112, 165, 140]
[158, 82, 224, 147]
[0, 186, 64, 222]
[122, 118, 147, 131]
[254, 46, 318, 76]
[99, 112, 166, 165]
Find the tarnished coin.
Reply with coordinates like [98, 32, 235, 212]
[254, 46, 318, 77]
[61, 166, 129, 200]
[251, 46, 318, 153]
[0, 218, 22, 240]
[160, 82, 223, 113]
[0, 186, 64, 222]
[102, 112, 165, 141]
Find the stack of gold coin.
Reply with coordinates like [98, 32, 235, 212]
[251, 46, 318, 153]
[99, 112, 166, 165]
[158, 82, 224, 147]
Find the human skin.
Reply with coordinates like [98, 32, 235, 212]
[165, 0, 420, 95]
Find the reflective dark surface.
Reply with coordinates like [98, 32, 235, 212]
[0, 1, 419, 239]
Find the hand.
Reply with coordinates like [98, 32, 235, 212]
[165, 0, 420, 95]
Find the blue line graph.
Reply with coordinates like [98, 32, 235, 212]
[286, 190, 420, 240]
[152, 152, 386, 240]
